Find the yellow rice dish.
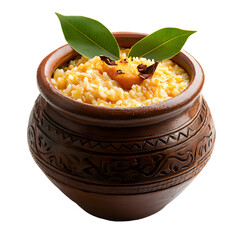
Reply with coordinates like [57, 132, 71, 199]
[51, 49, 190, 108]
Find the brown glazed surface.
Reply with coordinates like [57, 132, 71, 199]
[28, 32, 216, 221]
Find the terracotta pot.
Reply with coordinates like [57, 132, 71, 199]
[27, 32, 216, 221]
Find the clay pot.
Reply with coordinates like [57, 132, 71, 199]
[27, 32, 216, 221]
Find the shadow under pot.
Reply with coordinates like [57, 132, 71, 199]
[27, 32, 216, 221]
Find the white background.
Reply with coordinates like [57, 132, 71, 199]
[1, 0, 239, 239]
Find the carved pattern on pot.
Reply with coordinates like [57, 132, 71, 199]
[28, 95, 215, 183]
[30, 95, 206, 153]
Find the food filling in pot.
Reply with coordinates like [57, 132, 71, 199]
[51, 49, 190, 108]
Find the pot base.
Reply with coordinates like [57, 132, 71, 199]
[48, 175, 193, 221]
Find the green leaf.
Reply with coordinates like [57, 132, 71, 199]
[128, 28, 196, 61]
[55, 13, 120, 60]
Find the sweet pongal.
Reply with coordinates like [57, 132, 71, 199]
[51, 49, 190, 108]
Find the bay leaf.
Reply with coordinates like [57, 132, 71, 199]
[56, 13, 120, 60]
[128, 28, 196, 61]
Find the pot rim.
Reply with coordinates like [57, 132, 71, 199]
[37, 32, 204, 126]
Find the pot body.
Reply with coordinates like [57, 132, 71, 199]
[27, 33, 216, 220]
[28, 94, 215, 220]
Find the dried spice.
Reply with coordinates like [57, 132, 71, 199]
[100, 56, 117, 65]
[137, 61, 160, 79]
[120, 59, 128, 63]
[137, 64, 147, 73]
[116, 70, 125, 74]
